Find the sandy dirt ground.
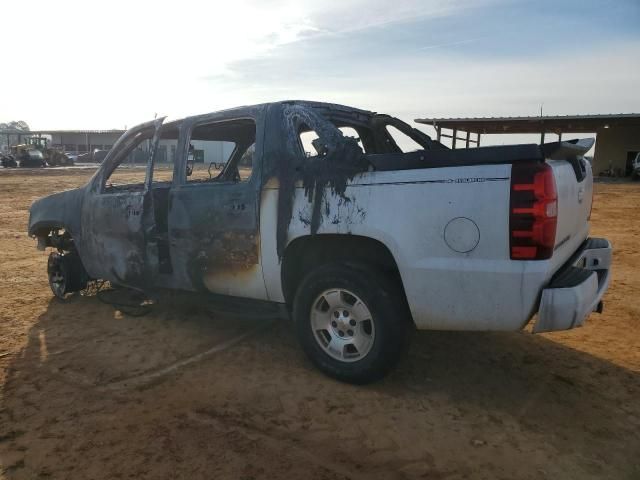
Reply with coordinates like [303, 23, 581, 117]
[0, 168, 638, 479]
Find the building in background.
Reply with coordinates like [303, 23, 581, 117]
[0, 129, 124, 157]
[47, 130, 124, 153]
[5, 113, 640, 174]
[416, 113, 640, 177]
[0, 128, 234, 165]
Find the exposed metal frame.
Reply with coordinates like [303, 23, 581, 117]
[434, 125, 481, 149]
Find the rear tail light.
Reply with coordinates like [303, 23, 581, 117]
[510, 162, 557, 260]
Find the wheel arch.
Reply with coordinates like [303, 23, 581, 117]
[281, 234, 410, 316]
[29, 221, 72, 239]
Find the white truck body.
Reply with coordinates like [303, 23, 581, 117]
[258, 158, 608, 333]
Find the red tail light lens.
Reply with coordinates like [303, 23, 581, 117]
[510, 162, 557, 260]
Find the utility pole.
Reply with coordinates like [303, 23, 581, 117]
[539, 103, 545, 145]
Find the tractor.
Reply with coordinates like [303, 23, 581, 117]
[9, 144, 47, 168]
[28, 137, 75, 167]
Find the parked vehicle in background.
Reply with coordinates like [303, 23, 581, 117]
[27, 101, 612, 383]
[75, 152, 92, 163]
[92, 149, 110, 163]
[44, 147, 74, 167]
[1, 152, 18, 168]
[64, 152, 79, 164]
[75, 149, 110, 163]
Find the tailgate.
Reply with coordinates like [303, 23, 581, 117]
[545, 139, 594, 271]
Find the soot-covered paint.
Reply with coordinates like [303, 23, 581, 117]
[275, 103, 369, 256]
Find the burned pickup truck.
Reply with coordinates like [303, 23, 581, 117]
[28, 101, 612, 383]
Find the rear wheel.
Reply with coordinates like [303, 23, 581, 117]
[293, 263, 411, 384]
[47, 252, 88, 299]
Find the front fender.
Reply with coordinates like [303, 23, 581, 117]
[28, 187, 85, 238]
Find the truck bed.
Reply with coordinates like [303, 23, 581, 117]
[368, 138, 594, 173]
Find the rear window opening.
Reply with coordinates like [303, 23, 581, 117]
[304, 107, 433, 156]
[298, 125, 366, 159]
[187, 119, 256, 183]
[299, 128, 321, 158]
[338, 127, 365, 152]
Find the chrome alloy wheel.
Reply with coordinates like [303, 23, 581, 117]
[310, 288, 375, 362]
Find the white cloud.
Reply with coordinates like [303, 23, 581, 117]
[298, 0, 495, 34]
[0, 0, 638, 136]
[0, 0, 320, 127]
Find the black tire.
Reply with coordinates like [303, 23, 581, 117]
[293, 263, 411, 384]
[47, 252, 88, 299]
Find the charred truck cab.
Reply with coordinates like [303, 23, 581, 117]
[28, 101, 612, 384]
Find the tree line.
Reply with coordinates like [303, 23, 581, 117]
[0, 121, 30, 150]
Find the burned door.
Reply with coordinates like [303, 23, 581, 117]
[167, 115, 267, 299]
[80, 119, 163, 287]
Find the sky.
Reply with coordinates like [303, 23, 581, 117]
[0, 0, 638, 146]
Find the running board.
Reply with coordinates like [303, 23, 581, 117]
[205, 293, 289, 321]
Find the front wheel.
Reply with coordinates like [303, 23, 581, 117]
[47, 252, 88, 299]
[293, 263, 411, 384]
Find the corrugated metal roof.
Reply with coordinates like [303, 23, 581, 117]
[415, 113, 640, 134]
[417, 113, 640, 123]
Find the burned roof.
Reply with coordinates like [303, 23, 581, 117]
[1, 101, 377, 138]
